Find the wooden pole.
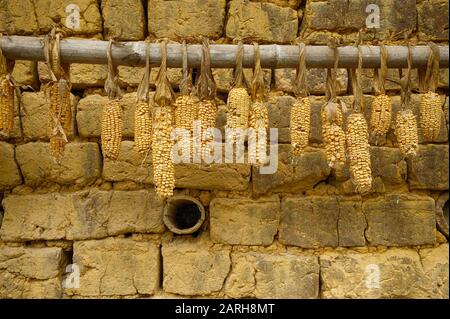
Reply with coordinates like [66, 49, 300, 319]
[1, 36, 449, 69]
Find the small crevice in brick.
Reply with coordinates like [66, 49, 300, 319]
[158, 244, 164, 291]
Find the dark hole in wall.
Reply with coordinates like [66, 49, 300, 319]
[443, 200, 449, 225]
[169, 202, 201, 230]
[192, 68, 199, 84]
[64, 249, 74, 266]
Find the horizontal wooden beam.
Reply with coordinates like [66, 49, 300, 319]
[1, 36, 449, 69]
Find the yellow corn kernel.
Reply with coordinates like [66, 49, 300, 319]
[419, 91, 442, 141]
[346, 113, 372, 194]
[135, 100, 152, 155]
[370, 94, 392, 137]
[290, 97, 310, 156]
[101, 99, 123, 160]
[226, 87, 250, 129]
[395, 109, 419, 157]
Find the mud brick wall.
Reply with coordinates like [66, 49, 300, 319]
[0, 0, 449, 299]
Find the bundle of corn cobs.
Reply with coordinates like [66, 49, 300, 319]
[174, 41, 198, 159]
[395, 46, 419, 157]
[290, 43, 310, 158]
[43, 30, 73, 162]
[101, 39, 123, 161]
[248, 43, 269, 166]
[418, 43, 442, 141]
[151, 41, 176, 198]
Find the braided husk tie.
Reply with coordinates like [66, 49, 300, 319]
[373, 44, 388, 95]
[154, 40, 175, 107]
[396, 44, 419, 157]
[233, 40, 246, 89]
[250, 42, 265, 102]
[248, 42, 269, 166]
[418, 42, 442, 141]
[370, 44, 392, 141]
[321, 43, 346, 168]
[179, 40, 193, 96]
[290, 42, 310, 160]
[196, 37, 216, 101]
[104, 39, 122, 100]
[351, 45, 365, 113]
[136, 41, 151, 103]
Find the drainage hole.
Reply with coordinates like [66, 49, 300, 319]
[171, 202, 201, 230]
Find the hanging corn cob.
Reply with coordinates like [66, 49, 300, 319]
[395, 45, 419, 157]
[102, 39, 123, 160]
[43, 28, 72, 162]
[195, 37, 218, 162]
[346, 45, 372, 194]
[174, 41, 197, 158]
[152, 107, 175, 198]
[321, 45, 347, 168]
[152, 40, 176, 198]
[370, 44, 392, 141]
[227, 41, 250, 132]
[134, 42, 152, 155]
[0, 37, 15, 135]
[290, 42, 310, 157]
[418, 43, 442, 141]
[248, 42, 269, 166]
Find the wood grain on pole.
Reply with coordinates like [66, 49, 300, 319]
[1, 36, 449, 69]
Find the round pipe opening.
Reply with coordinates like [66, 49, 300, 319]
[163, 196, 205, 235]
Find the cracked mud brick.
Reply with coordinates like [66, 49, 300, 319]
[363, 194, 436, 246]
[15, 142, 101, 187]
[0, 190, 164, 242]
[320, 244, 448, 298]
[225, 252, 319, 298]
[162, 237, 231, 296]
[0, 0, 102, 35]
[280, 196, 366, 248]
[0, 246, 65, 298]
[210, 196, 280, 245]
[67, 237, 160, 297]
[0, 142, 22, 191]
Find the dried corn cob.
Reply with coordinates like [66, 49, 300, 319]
[346, 113, 372, 194]
[250, 100, 269, 130]
[249, 100, 269, 165]
[395, 109, 419, 157]
[175, 94, 197, 131]
[419, 91, 442, 140]
[152, 107, 175, 198]
[198, 98, 217, 159]
[49, 135, 66, 162]
[0, 75, 14, 134]
[370, 94, 391, 137]
[174, 94, 197, 157]
[101, 99, 123, 160]
[48, 79, 72, 134]
[321, 101, 346, 167]
[290, 97, 310, 156]
[135, 100, 152, 155]
[226, 87, 250, 129]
